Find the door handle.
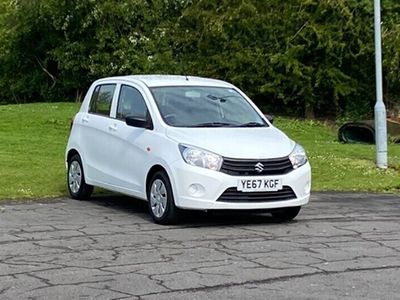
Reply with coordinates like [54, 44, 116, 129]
[108, 124, 117, 131]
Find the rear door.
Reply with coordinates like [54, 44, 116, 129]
[79, 83, 117, 184]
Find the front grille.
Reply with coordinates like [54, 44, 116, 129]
[217, 186, 297, 203]
[220, 157, 293, 176]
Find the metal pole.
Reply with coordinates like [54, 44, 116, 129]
[374, 0, 388, 168]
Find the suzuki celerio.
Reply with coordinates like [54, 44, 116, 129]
[66, 75, 311, 224]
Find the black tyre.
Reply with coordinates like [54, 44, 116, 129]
[147, 171, 179, 225]
[67, 154, 93, 200]
[271, 206, 301, 222]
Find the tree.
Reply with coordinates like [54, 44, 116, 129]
[171, 0, 379, 118]
[0, 0, 399, 120]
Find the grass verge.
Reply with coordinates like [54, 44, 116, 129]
[0, 103, 399, 199]
[0, 103, 80, 199]
[276, 118, 400, 193]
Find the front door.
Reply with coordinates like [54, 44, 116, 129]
[105, 84, 153, 196]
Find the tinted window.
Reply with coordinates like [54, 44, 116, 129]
[89, 84, 116, 116]
[117, 85, 148, 120]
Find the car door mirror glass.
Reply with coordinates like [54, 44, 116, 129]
[125, 116, 153, 129]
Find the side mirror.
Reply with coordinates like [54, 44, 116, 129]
[126, 116, 153, 130]
[264, 114, 274, 124]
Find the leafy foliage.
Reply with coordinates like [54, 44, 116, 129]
[0, 0, 399, 119]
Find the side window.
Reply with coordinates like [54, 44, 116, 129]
[117, 85, 149, 120]
[89, 84, 116, 116]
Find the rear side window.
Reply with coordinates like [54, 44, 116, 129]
[116, 85, 148, 120]
[89, 84, 116, 116]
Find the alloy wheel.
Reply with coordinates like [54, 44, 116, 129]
[68, 160, 82, 194]
[150, 179, 167, 218]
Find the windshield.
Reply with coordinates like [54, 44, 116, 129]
[150, 86, 267, 128]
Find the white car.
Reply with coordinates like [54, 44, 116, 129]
[66, 75, 311, 224]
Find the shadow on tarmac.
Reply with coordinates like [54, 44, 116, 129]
[87, 192, 293, 227]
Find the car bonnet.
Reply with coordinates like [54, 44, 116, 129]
[166, 126, 295, 159]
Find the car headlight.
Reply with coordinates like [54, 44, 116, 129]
[179, 144, 223, 171]
[289, 143, 308, 169]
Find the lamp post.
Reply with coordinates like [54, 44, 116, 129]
[374, 0, 388, 169]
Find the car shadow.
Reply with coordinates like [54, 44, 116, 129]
[86, 192, 295, 227]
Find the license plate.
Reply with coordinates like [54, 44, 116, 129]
[237, 178, 283, 192]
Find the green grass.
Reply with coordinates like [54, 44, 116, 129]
[275, 118, 400, 193]
[0, 103, 80, 199]
[0, 103, 399, 199]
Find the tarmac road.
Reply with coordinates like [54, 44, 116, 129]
[0, 192, 399, 299]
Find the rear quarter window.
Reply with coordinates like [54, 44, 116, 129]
[89, 84, 116, 116]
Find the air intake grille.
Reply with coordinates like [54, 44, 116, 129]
[217, 186, 297, 203]
[220, 157, 293, 176]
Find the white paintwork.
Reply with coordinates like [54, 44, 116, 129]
[166, 127, 294, 159]
[66, 75, 311, 210]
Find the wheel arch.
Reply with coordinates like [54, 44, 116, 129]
[145, 164, 180, 224]
[67, 148, 80, 163]
[146, 164, 172, 198]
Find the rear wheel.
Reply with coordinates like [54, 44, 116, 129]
[271, 206, 301, 222]
[147, 171, 179, 225]
[67, 154, 93, 200]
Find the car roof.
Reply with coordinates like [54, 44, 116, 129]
[96, 75, 234, 88]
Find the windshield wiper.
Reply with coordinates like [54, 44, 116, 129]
[192, 122, 237, 127]
[239, 122, 267, 127]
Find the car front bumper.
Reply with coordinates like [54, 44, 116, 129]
[169, 160, 311, 210]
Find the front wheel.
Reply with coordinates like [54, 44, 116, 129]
[67, 154, 93, 200]
[271, 206, 301, 222]
[147, 171, 179, 225]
